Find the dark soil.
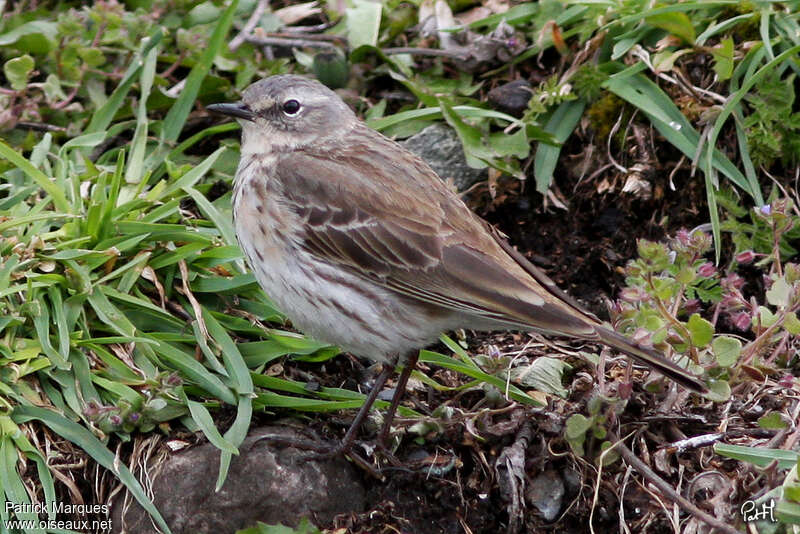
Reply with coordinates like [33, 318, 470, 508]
[481, 163, 713, 315]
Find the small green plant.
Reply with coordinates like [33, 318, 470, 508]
[565, 396, 619, 466]
[742, 73, 800, 169]
[613, 197, 800, 400]
[522, 75, 578, 119]
[571, 64, 609, 103]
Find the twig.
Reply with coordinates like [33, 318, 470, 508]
[245, 35, 337, 50]
[229, 0, 269, 51]
[263, 32, 343, 43]
[590, 429, 636, 534]
[495, 421, 533, 534]
[618, 465, 634, 534]
[383, 47, 468, 59]
[88, 68, 125, 79]
[663, 432, 725, 454]
[609, 431, 740, 534]
[52, 85, 81, 110]
[663, 428, 776, 454]
[283, 22, 336, 33]
[160, 50, 188, 80]
[15, 121, 66, 133]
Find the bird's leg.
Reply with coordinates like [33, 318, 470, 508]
[255, 363, 392, 450]
[290, 361, 395, 473]
[335, 361, 396, 455]
[252, 362, 403, 477]
[377, 352, 419, 455]
[257, 363, 395, 478]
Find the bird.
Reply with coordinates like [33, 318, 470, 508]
[206, 74, 706, 463]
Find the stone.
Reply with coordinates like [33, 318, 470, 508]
[401, 123, 486, 191]
[112, 426, 366, 534]
[487, 79, 532, 117]
[525, 469, 565, 522]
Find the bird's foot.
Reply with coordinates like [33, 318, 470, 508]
[374, 439, 403, 467]
[251, 429, 409, 477]
[304, 444, 386, 478]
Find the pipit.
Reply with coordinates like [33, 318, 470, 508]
[207, 75, 705, 464]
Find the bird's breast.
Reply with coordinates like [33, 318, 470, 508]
[232, 156, 296, 266]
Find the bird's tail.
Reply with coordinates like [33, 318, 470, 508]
[596, 327, 707, 393]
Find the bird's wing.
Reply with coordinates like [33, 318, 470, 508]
[273, 132, 599, 339]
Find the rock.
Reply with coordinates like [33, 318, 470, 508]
[111, 426, 366, 534]
[487, 79, 532, 117]
[525, 469, 565, 522]
[401, 123, 486, 191]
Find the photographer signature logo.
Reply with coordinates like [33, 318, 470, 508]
[741, 499, 776, 523]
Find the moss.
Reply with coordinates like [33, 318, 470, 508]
[585, 92, 626, 143]
[717, 3, 762, 41]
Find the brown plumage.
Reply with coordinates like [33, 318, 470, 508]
[208, 75, 706, 403]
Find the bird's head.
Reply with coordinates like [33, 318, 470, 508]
[207, 74, 357, 154]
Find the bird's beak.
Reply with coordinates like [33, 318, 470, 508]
[206, 102, 255, 122]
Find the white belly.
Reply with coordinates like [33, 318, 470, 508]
[232, 169, 448, 362]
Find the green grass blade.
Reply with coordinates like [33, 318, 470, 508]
[160, 0, 239, 144]
[733, 111, 760, 201]
[759, 7, 774, 61]
[533, 99, 586, 193]
[91, 376, 143, 405]
[86, 29, 163, 134]
[183, 186, 237, 247]
[605, 70, 756, 198]
[705, 44, 800, 203]
[170, 122, 241, 158]
[151, 341, 236, 405]
[368, 105, 520, 131]
[0, 140, 69, 213]
[11, 405, 173, 534]
[161, 147, 225, 198]
[87, 290, 137, 337]
[202, 309, 254, 395]
[601, 1, 738, 30]
[186, 399, 238, 454]
[190, 273, 259, 294]
[695, 13, 754, 46]
[192, 320, 230, 377]
[255, 392, 386, 412]
[0, 430, 42, 533]
[124, 43, 158, 185]
[215, 395, 252, 492]
[419, 350, 540, 406]
[714, 443, 797, 470]
[0, 417, 56, 521]
[438, 334, 481, 371]
[31, 295, 69, 370]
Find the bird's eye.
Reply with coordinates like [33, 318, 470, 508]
[282, 99, 301, 115]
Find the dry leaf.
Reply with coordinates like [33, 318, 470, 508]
[275, 1, 322, 25]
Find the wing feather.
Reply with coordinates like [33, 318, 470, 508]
[274, 128, 598, 338]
